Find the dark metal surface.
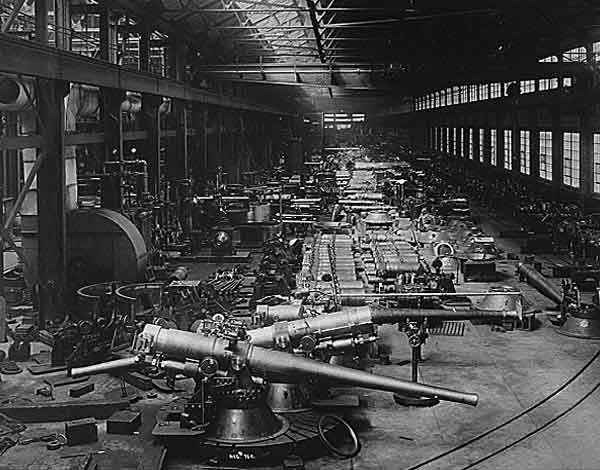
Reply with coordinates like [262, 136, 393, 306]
[67, 208, 148, 283]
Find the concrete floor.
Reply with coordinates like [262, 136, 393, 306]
[1, 212, 600, 469]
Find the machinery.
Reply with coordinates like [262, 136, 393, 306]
[71, 324, 478, 465]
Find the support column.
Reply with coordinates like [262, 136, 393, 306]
[203, 107, 209, 173]
[511, 105, 520, 176]
[168, 37, 187, 81]
[551, 100, 563, 194]
[139, 23, 150, 73]
[99, 5, 117, 63]
[142, 95, 162, 197]
[54, 0, 70, 50]
[36, 78, 68, 323]
[35, 0, 48, 45]
[530, 108, 540, 179]
[167, 99, 188, 181]
[101, 88, 125, 162]
[581, 105, 593, 199]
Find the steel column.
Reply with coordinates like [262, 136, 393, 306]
[142, 94, 162, 196]
[34, 0, 48, 45]
[36, 78, 68, 323]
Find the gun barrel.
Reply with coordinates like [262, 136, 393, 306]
[370, 307, 521, 324]
[70, 356, 140, 378]
[517, 263, 562, 305]
[248, 304, 522, 348]
[139, 325, 478, 406]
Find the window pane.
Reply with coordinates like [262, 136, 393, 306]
[504, 129, 512, 170]
[539, 131, 553, 181]
[562, 46, 586, 62]
[491, 129, 497, 165]
[479, 129, 485, 162]
[563, 132, 580, 188]
[520, 130, 531, 175]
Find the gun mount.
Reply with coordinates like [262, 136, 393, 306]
[518, 263, 600, 339]
[70, 324, 478, 464]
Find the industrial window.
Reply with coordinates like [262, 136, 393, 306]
[563, 132, 580, 188]
[453, 127, 458, 155]
[503, 82, 511, 96]
[563, 77, 573, 87]
[469, 128, 474, 159]
[594, 42, 600, 62]
[446, 88, 452, 106]
[439, 127, 444, 151]
[539, 55, 558, 63]
[539, 131, 553, 181]
[460, 85, 468, 103]
[562, 46, 586, 62]
[469, 85, 477, 102]
[479, 129, 485, 162]
[520, 130, 531, 175]
[491, 129, 498, 166]
[452, 86, 460, 104]
[521, 80, 535, 94]
[446, 127, 451, 153]
[479, 84, 489, 100]
[504, 129, 513, 170]
[594, 134, 600, 192]
[490, 83, 502, 99]
[539, 77, 559, 91]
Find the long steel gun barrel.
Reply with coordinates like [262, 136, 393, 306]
[517, 263, 562, 305]
[247, 305, 521, 348]
[71, 324, 478, 406]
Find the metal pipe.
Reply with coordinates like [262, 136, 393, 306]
[517, 263, 562, 305]
[0, 75, 33, 111]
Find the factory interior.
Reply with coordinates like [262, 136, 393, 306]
[2, 1, 600, 469]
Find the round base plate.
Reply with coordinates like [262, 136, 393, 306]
[154, 402, 339, 467]
[393, 393, 440, 407]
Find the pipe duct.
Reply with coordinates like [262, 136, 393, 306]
[0, 75, 33, 112]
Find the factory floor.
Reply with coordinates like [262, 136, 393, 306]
[1, 210, 600, 470]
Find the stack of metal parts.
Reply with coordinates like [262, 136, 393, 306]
[299, 233, 365, 306]
[370, 239, 421, 278]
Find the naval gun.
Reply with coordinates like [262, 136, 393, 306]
[518, 262, 600, 339]
[245, 304, 522, 353]
[71, 324, 478, 406]
[70, 324, 478, 464]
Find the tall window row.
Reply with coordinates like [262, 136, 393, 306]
[428, 127, 595, 191]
